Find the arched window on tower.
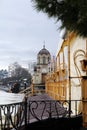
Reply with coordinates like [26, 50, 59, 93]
[38, 56, 40, 64]
[48, 57, 50, 64]
[43, 56, 46, 64]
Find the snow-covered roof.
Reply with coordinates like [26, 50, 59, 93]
[0, 90, 25, 105]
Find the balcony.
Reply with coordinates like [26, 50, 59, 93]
[0, 93, 83, 130]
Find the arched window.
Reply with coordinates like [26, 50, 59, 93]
[48, 57, 50, 63]
[43, 56, 46, 64]
[38, 57, 40, 64]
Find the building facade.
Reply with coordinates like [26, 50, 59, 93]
[45, 32, 87, 116]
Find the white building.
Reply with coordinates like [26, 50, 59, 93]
[33, 45, 51, 85]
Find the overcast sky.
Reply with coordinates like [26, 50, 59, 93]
[0, 0, 62, 70]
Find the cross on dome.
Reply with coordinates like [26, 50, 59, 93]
[43, 41, 45, 49]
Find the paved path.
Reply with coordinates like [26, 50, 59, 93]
[28, 93, 53, 101]
[27, 93, 68, 123]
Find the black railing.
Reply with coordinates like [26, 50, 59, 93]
[0, 99, 82, 130]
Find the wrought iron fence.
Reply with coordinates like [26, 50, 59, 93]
[0, 98, 82, 130]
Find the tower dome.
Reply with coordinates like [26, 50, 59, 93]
[37, 45, 51, 65]
[38, 45, 50, 55]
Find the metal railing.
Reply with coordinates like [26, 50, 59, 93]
[0, 98, 82, 130]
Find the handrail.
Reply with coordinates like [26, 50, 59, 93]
[0, 98, 82, 130]
[19, 84, 33, 97]
[19, 84, 45, 97]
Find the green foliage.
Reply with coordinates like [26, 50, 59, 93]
[32, 0, 87, 37]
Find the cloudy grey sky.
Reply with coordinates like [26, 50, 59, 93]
[0, 0, 62, 70]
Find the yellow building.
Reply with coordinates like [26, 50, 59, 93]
[45, 32, 87, 118]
